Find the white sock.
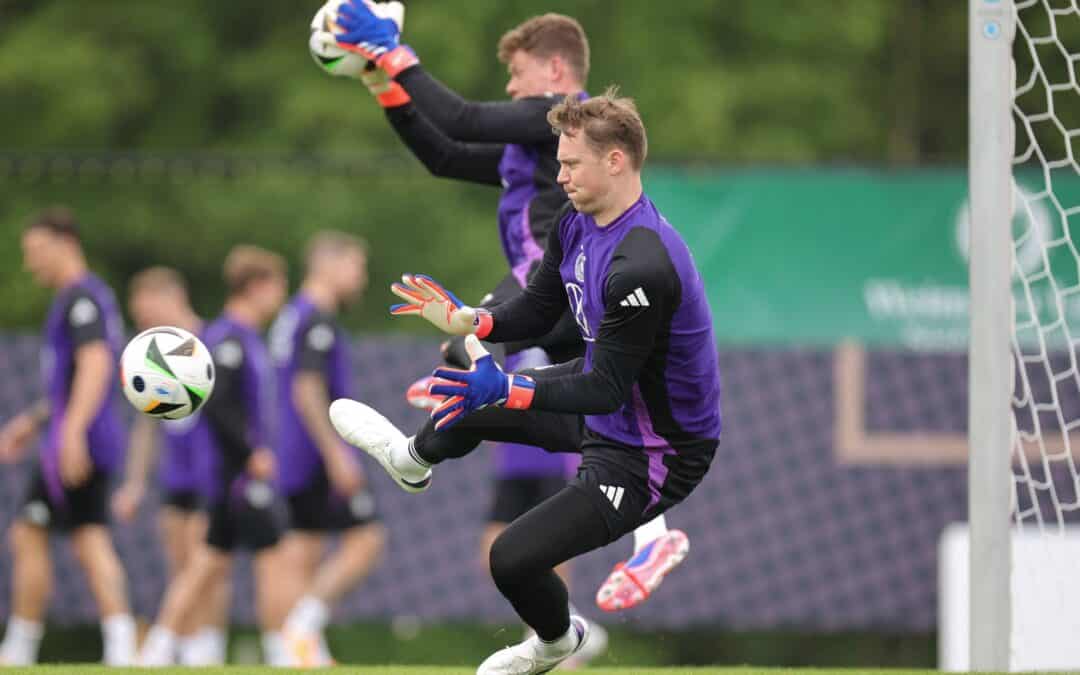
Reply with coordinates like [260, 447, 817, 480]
[101, 613, 136, 666]
[0, 616, 44, 665]
[261, 630, 286, 667]
[285, 595, 330, 635]
[180, 627, 226, 666]
[178, 634, 199, 666]
[201, 627, 227, 664]
[632, 514, 668, 553]
[138, 625, 177, 666]
[392, 436, 431, 482]
[536, 622, 579, 658]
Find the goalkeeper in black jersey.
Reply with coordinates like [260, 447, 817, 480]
[312, 1, 690, 616]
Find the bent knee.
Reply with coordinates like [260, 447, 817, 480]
[488, 532, 538, 589]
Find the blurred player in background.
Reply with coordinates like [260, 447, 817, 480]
[332, 90, 721, 675]
[269, 231, 385, 667]
[0, 208, 135, 665]
[324, 0, 685, 619]
[138, 246, 289, 666]
[112, 267, 230, 666]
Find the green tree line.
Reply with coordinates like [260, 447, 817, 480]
[0, 0, 973, 331]
[1, 0, 969, 162]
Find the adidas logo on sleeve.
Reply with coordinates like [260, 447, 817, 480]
[619, 288, 649, 308]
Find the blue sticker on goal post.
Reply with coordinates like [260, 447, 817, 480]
[983, 20, 1001, 39]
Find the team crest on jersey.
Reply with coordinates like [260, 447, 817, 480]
[574, 248, 586, 282]
[69, 297, 99, 326]
[565, 282, 592, 340]
[214, 340, 243, 368]
[307, 324, 335, 351]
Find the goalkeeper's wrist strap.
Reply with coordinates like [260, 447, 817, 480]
[361, 66, 411, 107]
[376, 81, 411, 108]
[473, 309, 494, 339]
[504, 373, 536, 410]
[378, 45, 420, 79]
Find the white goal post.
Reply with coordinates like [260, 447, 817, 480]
[968, 0, 1014, 671]
[966, 0, 1080, 670]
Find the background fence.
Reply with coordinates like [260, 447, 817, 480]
[0, 333, 972, 632]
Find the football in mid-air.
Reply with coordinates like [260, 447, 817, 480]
[120, 326, 214, 420]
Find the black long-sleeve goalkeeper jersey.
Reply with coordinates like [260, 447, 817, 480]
[385, 65, 583, 284]
[484, 195, 722, 456]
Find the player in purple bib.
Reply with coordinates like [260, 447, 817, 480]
[269, 232, 384, 668]
[331, 91, 721, 674]
[138, 247, 289, 666]
[0, 208, 135, 665]
[111, 267, 229, 665]
[332, 2, 680, 629]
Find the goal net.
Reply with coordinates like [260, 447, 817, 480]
[1011, 0, 1080, 531]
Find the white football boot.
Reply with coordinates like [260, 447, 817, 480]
[329, 399, 431, 493]
[476, 615, 588, 675]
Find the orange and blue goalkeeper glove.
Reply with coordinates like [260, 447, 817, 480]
[334, 0, 419, 84]
[390, 274, 493, 337]
[427, 336, 535, 430]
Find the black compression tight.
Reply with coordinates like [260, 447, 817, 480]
[488, 485, 609, 641]
[409, 360, 600, 640]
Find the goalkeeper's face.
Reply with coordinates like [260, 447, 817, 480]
[505, 50, 560, 100]
[556, 130, 613, 216]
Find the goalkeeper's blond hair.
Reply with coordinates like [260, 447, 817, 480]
[547, 86, 648, 170]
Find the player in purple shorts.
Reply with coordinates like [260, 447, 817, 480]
[112, 267, 229, 665]
[331, 90, 721, 674]
[329, 1, 685, 619]
[0, 208, 135, 665]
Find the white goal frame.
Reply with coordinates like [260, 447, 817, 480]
[968, 0, 1014, 670]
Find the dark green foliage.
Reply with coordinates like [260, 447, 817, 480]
[0, 1, 973, 330]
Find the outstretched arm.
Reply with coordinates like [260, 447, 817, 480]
[395, 67, 560, 144]
[331, 1, 559, 145]
[526, 260, 673, 413]
[384, 104, 504, 185]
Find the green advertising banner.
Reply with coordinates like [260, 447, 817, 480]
[646, 167, 1080, 350]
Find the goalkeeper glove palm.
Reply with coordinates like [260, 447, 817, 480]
[390, 274, 493, 337]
